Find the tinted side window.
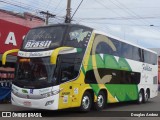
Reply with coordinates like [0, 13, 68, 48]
[140, 49, 157, 64]
[94, 35, 121, 56]
[110, 38, 121, 57]
[92, 34, 157, 65]
[132, 47, 141, 61]
[147, 52, 157, 65]
[60, 63, 75, 82]
[121, 43, 133, 59]
[144, 50, 151, 64]
[96, 41, 113, 54]
[64, 26, 92, 49]
[85, 68, 140, 84]
[151, 54, 157, 65]
[58, 53, 81, 83]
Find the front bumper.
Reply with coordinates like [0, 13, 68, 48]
[11, 92, 59, 110]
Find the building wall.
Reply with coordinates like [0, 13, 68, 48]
[0, 9, 45, 54]
[0, 9, 45, 63]
[0, 9, 45, 87]
[0, 19, 29, 55]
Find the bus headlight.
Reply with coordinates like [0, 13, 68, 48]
[41, 89, 63, 98]
[45, 100, 54, 106]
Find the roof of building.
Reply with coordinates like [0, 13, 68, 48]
[0, 9, 44, 21]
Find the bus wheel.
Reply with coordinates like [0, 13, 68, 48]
[94, 91, 106, 111]
[137, 90, 144, 104]
[79, 91, 92, 112]
[144, 91, 149, 103]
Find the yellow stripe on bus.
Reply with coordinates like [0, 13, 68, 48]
[98, 84, 118, 103]
[50, 47, 74, 64]
[92, 54, 118, 103]
[83, 33, 95, 71]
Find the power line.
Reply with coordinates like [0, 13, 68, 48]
[0, 0, 47, 14]
[79, 20, 160, 27]
[91, 0, 160, 35]
[54, 0, 63, 11]
[76, 16, 160, 20]
[79, 6, 160, 10]
[0, 0, 37, 12]
[0, 0, 60, 24]
[45, 0, 52, 10]
[110, 0, 160, 32]
[94, 0, 133, 23]
[70, 0, 84, 21]
[0, 0, 56, 13]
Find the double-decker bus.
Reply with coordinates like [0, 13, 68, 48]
[2, 24, 158, 111]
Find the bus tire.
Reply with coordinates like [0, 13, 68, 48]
[94, 91, 106, 111]
[137, 90, 144, 104]
[144, 90, 149, 103]
[79, 91, 92, 112]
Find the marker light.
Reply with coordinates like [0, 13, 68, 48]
[19, 58, 30, 62]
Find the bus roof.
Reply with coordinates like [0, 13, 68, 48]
[30, 23, 157, 55]
[94, 30, 157, 54]
[32, 23, 93, 30]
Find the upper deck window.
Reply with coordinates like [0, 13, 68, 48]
[21, 25, 92, 52]
[64, 26, 92, 50]
[22, 26, 66, 51]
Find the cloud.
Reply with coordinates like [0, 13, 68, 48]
[1, 0, 160, 48]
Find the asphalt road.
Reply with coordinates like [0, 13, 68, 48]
[0, 92, 160, 119]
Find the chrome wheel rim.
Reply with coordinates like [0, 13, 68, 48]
[97, 95, 104, 107]
[145, 93, 148, 101]
[82, 96, 90, 110]
[139, 92, 142, 102]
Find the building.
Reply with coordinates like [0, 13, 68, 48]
[0, 9, 45, 83]
[0, 9, 44, 28]
[0, 9, 45, 65]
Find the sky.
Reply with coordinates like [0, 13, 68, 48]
[1, 0, 160, 48]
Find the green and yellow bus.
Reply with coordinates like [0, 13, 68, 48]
[2, 24, 158, 111]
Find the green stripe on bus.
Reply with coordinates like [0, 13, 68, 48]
[118, 58, 132, 71]
[89, 84, 100, 96]
[105, 84, 138, 102]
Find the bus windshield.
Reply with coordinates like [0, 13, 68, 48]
[15, 57, 57, 87]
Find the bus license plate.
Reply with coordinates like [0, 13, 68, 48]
[23, 101, 31, 106]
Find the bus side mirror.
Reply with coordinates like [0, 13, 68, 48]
[50, 47, 82, 64]
[2, 49, 19, 65]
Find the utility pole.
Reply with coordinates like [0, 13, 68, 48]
[65, 0, 71, 23]
[40, 11, 56, 25]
